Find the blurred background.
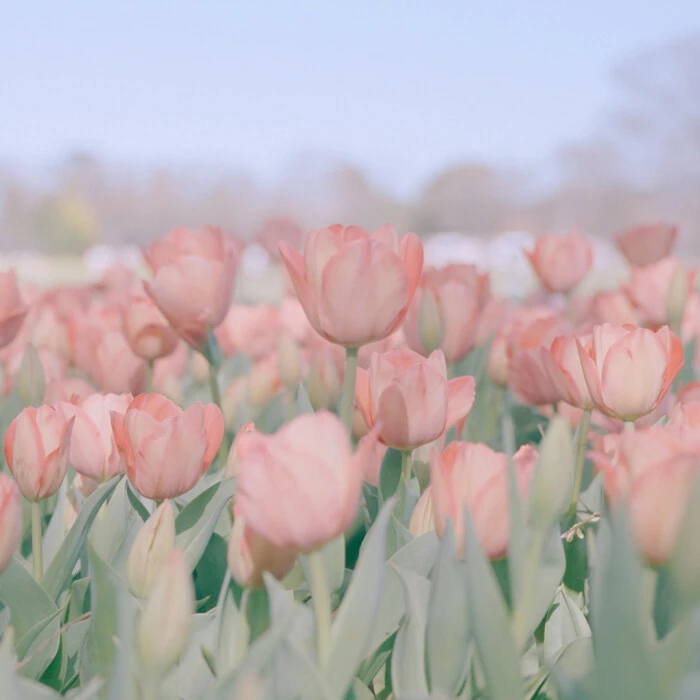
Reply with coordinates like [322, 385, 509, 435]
[2, 1, 700, 282]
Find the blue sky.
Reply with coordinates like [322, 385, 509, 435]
[2, 1, 700, 195]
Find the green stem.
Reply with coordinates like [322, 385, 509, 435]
[485, 385, 506, 442]
[401, 450, 412, 483]
[306, 550, 332, 671]
[234, 588, 251, 664]
[207, 364, 228, 467]
[31, 502, 43, 581]
[568, 408, 592, 515]
[512, 528, 546, 649]
[624, 420, 636, 433]
[145, 359, 154, 393]
[339, 347, 359, 435]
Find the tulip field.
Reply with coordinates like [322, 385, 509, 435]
[1, 221, 700, 699]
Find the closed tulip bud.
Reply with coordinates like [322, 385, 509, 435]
[225, 422, 256, 479]
[417, 287, 445, 355]
[529, 416, 574, 529]
[190, 351, 210, 384]
[276, 331, 302, 390]
[16, 344, 45, 407]
[667, 263, 691, 333]
[227, 513, 297, 588]
[307, 354, 341, 411]
[136, 549, 193, 677]
[127, 500, 176, 598]
[409, 486, 435, 537]
[0, 474, 22, 574]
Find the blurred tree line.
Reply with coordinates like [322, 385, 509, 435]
[1, 32, 699, 254]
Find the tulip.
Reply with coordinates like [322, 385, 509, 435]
[225, 422, 257, 479]
[122, 290, 179, 361]
[235, 412, 378, 552]
[144, 225, 238, 350]
[0, 270, 29, 349]
[306, 352, 342, 411]
[60, 393, 132, 483]
[593, 290, 640, 326]
[111, 393, 224, 499]
[577, 324, 683, 421]
[257, 216, 303, 260]
[525, 231, 594, 293]
[4, 404, 74, 501]
[15, 344, 46, 407]
[43, 377, 95, 405]
[0, 474, 22, 574]
[615, 222, 678, 267]
[625, 258, 694, 326]
[215, 303, 280, 359]
[430, 442, 538, 559]
[127, 500, 176, 598]
[91, 330, 148, 395]
[136, 549, 194, 677]
[408, 485, 435, 537]
[354, 349, 475, 450]
[279, 224, 423, 347]
[227, 513, 297, 588]
[591, 427, 700, 565]
[276, 331, 302, 391]
[31, 301, 71, 361]
[403, 264, 485, 363]
[487, 331, 510, 387]
[474, 298, 511, 347]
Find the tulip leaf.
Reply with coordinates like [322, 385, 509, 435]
[0, 558, 61, 681]
[378, 448, 402, 505]
[323, 497, 394, 698]
[590, 512, 661, 700]
[125, 482, 150, 522]
[271, 639, 334, 699]
[391, 566, 429, 696]
[42, 475, 121, 603]
[175, 477, 236, 571]
[90, 478, 140, 568]
[544, 590, 591, 661]
[462, 507, 522, 699]
[214, 576, 246, 678]
[674, 337, 696, 390]
[80, 543, 135, 690]
[347, 678, 376, 700]
[296, 382, 314, 416]
[319, 535, 346, 595]
[426, 522, 470, 696]
[362, 483, 380, 526]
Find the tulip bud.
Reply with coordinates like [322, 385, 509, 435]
[16, 344, 45, 407]
[136, 549, 193, 677]
[487, 332, 509, 387]
[190, 351, 210, 384]
[529, 416, 574, 529]
[670, 473, 700, 610]
[227, 514, 297, 588]
[127, 501, 176, 598]
[667, 264, 690, 333]
[418, 287, 445, 354]
[0, 474, 22, 574]
[248, 358, 280, 408]
[276, 331, 302, 391]
[307, 355, 341, 411]
[409, 486, 435, 537]
[225, 423, 256, 479]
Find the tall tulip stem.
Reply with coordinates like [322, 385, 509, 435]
[568, 408, 592, 515]
[306, 550, 332, 671]
[401, 450, 412, 483]
[146, 359, 154, 393]
[339, 347, 359, 435]
[31, 502, 43, 581]
[207, 363, 229, 467]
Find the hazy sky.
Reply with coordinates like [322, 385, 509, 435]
[2, 1, 700, 195]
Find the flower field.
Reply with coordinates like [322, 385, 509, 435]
[0, 221, 699, 699]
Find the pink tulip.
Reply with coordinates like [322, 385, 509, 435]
[91, 331, 148, 395]
[678, 381, 700, 406]
[235, 412, 378, 552]
[430, 442, 538, 559]
[577, 324, 683, 421]
[0, 270, 29, 350]
[474, 298, 511, 347]
[625, 258, 695, 326]
[215, 303, 280, 359]
[4, 405, 75, 501]
[122, 289, 179, 361]
[525, 231, 594, 293]
[60, 393, 133, 482]
[257, 216, 303, 260]
[403, 265, 484, 363]
[591, 426, 699, 565]
[44, 377, 95, 405]
[111, 393, 224, 499]
[615, 223, 678, 268]
[0, 474, 22, 573]
[227, 512, 297, 588]
[225, 422, 257, 479]
[593, 290, 640, 326]
[355, 349, 475, 450]
[280, 224, 423, 347]
[31, 301, 72, 361]
[144, 225, 238, 350]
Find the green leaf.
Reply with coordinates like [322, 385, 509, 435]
[391, 566, 429, 696]
[214, 577, 248, 678]
[195, 534, 229, 613]
[323, 497, 393, 699]
[319, 535, 346, 596]
[42, 476, 121, 602]
[125, 483, 150, 522]
[590, 513, 661, 700]
[362, 482, 379, 527]
[296, 382, 314, 415]
[0, 558, 61, 680]
[544, 590, 591, 661]
[462, 507, 522, 699]
[674, 337, 697, 390]
[425, 522, 469, 696]
[89, 478, 136, 567]
[378, 448, 403, 505]
[80, 543, 135, 688]
[347, 678, 376, 700]
[272, 639, 334, 699]
[175, 477, 236, 571]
